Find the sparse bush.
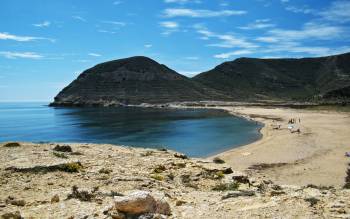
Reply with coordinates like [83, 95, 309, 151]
[213, 157, 225, 164]
[304, 197, 319, 207]
[3, 142, 21, 147]
[153, 165, 166, 173]
[53, 144, 72, 152]
[215, 171, 225, 179]
[67, 185, 96, 202]
[344, 163, 350, 189]
[141, 151, 153, 157]
[212, 182, 240, 191]
[61, 162, 83, 173]
[176, 163, 186, 168]
[150, 174, 164, 181]
[53, 151, 68, 159]
[174, 153, 188, 159]
[99, 168, 112, 174]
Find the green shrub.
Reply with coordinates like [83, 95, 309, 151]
[304, 197, 319, 207]
[150, 174, 164, 181]
[61, 162, 83, 173]
[153, 165, 166, 173]
[53, 152, 68, 159]
[3, 142, 21, 147]
[213, 157, 225, 164]
[212, 182, 240, 191]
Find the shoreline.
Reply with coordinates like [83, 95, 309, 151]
[207, 106, 350, 187]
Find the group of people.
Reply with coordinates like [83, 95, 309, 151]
[288, 118, 301, 124]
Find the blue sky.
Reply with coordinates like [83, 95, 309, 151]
[1, 0, 350, 101]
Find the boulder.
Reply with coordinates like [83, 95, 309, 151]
[114, 191, 171, 215]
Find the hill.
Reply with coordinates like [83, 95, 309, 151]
[50, 56, 229, 106]
[193, 52, 350, 102]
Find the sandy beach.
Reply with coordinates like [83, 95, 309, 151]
[212, 106, 350, 187]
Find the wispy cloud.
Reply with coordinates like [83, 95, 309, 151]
[113, 1, 122, 5]
[72, 16, 86, 22]
[214, 49, 253, 59]
[285, 5, 314, 14]
[160, 21, 179, 28]
[239, 19, 275, 30]
[160, 21, 180, 35]
[0, 32, 55, 42]
[163, 8, 246, 18]
[33, 21, 51, 28]
[0, 51, 43, 59]
[88, 53, 101, 57]
[101, 21, 126, 27]
[144, 44, 153, 48]
[195, 25, 258, 49]
[319, 1, 350, 23]
[257, 23, 343, 43]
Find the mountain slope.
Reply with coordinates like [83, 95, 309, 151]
[51, 56, 229, 106]
[193, 53, 350, 101]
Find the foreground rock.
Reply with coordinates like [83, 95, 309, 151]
[111, 190, 170, 217]
[0, 142, 349, 218]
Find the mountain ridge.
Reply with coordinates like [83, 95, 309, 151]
[51, 52, 350, 106]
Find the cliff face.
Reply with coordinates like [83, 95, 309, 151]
[193, 52, 350, 102]
[51, 56, 229, 106]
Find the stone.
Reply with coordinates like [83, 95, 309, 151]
[114, 191, 171, 216]
[114, 191, 157, 215]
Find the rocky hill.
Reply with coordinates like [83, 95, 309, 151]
[193, 52, 350, 102]
[50, 56, 229, 106]
[51, 53, 350, 106]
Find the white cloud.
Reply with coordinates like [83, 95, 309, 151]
[280, 0, 289, 3]
[97, 30, 116, 34]
[0, 32, 55, 42]
[160, 21, 179, 28]
[269, 23, 343, 41]
[101, 21, 126, 26]
[144, 44, 153, 48]
[214, 49, 253, 59]
[160, 21, 180, 35]
[113, 1, 122, 5]
[239, 19, 275, 30]
[163, 8, 246, 18]
[195, 25, 258, 49]
[285, 5, 314, 14]
[88, 53, 101, 57]
[33, 21, 51, 28]
[320, 1, 350, 23]
[72, 16, 86, 22]
[0, 51, 43, 59]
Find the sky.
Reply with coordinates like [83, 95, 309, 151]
[0, 0, 350, 101]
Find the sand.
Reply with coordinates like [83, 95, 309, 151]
[212, 106, 350, 187]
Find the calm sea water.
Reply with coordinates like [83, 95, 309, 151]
[0, 102, 262, 157]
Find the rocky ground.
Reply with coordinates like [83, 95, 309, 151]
[1, 142, 350, 219]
